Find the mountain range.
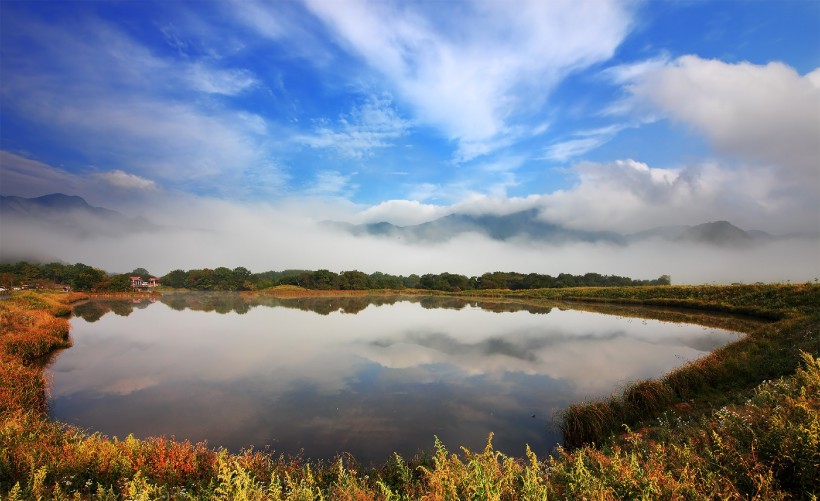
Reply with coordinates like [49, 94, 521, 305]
[0, 193, 158, 237]
[0, 193, 786, 249]
[326, 211, 776, 248]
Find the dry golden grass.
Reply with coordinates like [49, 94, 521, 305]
[1, 286, 818, 499]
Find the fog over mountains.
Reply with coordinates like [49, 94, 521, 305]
[1, 193, 158, 237]
[2, 193, 817, 286]
[2, 193, 788, 250]
[328, 210, 780, 248]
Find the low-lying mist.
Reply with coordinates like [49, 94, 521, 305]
[2, 196, 817, 285]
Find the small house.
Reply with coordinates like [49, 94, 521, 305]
[130, 276, 160, 289]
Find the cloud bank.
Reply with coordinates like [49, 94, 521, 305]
[2, 189, 817, 286]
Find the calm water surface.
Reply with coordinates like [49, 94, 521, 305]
[48, 294, 742, 464]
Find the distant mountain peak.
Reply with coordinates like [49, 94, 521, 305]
[327, 210, 773, 248]
[33, 193, 90, 205]
[676, 220, 754, 246]
[0, 193, 158, 236]
[328, 209, 625, 244]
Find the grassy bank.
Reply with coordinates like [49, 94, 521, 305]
[1, 285, 818, 499]
[461, 284, 820, 449]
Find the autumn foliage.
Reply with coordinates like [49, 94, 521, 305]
[1, 286, 818, 499]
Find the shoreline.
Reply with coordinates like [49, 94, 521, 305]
[2, 285, 818, 498]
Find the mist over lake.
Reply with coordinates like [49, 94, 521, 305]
[47, 294, 743, 464]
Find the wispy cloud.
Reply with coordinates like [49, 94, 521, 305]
[305, 170, 358, 197]
[186, 64, 258, 95]
[0, 12, 278, 195]
[0, 151, 86, 198]
[542, 124, 629, 162]
[0, 151, 160, 210]
[601, 54, 670, 85]
[298, 95, 408, 158]
[544, 138, 607, 162]
[94, 170, 158, 191]
[299, 0, 634, 161]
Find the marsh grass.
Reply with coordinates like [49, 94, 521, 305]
[559, 312, 819, 448]
[0, 292, 79, 417]
[1, 286, 818, 499]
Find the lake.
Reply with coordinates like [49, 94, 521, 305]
[47, 293, 742, 464]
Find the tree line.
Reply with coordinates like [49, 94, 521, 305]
[0, 261, 671, 292]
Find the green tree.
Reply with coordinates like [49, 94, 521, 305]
[340, 270, 371, 290]
[212, 267, 236, 290]
[232, 266, 252, 290]
[66, 263, 107, 291]
[402, 274, 421, 289]
[187, 269, 215, 290]
[107, 274, 134, 292]
[310, 269, 339, 290]
[130, 268, 151, 279]
[161, 269, 188, 288]
[656, 274, 672, 285]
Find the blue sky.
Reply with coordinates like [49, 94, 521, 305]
[1, 0, 819, 281]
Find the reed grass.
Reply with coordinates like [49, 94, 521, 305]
[1, 286, 818, 499]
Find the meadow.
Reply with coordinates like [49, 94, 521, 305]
[1, 284, 818, 499]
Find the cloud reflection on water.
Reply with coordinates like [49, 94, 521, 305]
[50, 294, 741, 463]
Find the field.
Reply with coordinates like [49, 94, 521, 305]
[1, 285, 818, 499]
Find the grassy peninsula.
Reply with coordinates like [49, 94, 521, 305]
[1, 285, 818, 499]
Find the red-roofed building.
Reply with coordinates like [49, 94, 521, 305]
[130, 276, 160, 288]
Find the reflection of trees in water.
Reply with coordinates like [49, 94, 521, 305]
[161, 293, 253, 314]
[73, 293, 555, 320]
[72, 302, 109, 322]
[418, 296, 553, 315]
[72, 299, 154, 322]
[419, 297, 468, 310]
[270, 296, 553, 316]
[279, 296, 402, 315]
[481, 301, 553, 315]
[161, 294, 191, 312]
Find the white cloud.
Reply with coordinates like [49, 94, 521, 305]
[187, 64, 258, 95]
[0, 150, 163, 210]
[305, 170, 357, 197]
[343, 151, 818, 235]
[543, 121, 637, 163]
[630, 56, 820, 178]
[94, 170, 158, 191]
[0, 151, 164, 210]
[539, 158, 817, 234]
[544, 137, 607, 162]
[601, 54, 670, 85]
[351, 193, 547, 225]
[0, 151, 85, 198]
[298, 95, 408, 158]
[42, 98, 267, 184]
[299, 0, 634, 160]
[807, 68, 820, 88]
[0, 13, 280, 195]
[406, 183, 445, 203]
[353, 200, 448, 226]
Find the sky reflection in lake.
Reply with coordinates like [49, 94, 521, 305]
[48, 294, 741, 464]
